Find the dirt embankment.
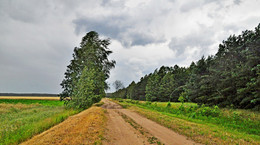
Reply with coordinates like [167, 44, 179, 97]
[102, 99, 200, 145]
[21, 107, 106, 145]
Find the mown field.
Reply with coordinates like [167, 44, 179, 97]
[0, 97, 79, 145]
[113, 99, 260, 145]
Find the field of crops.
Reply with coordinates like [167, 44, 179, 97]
[0, 97, 78, 145]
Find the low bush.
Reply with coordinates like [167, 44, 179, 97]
[196, 105, 220, 117]
[166, 102, 171, 108]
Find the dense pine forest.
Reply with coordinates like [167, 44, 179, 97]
[112, 24, 260, 110]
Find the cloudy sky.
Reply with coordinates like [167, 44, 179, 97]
[0, 0, 260, 93]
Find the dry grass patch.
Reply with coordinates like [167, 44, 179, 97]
[21, 106, 107, 145]
[0, 103, 37, 114]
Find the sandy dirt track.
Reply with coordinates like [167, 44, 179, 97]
[102, 99, 199, 145]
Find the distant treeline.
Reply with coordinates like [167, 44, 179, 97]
[112, 23, 260, 110]
[0, 93, 58, 97]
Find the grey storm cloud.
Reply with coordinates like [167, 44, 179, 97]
[73, 15, 166, 47]
[73, 16, 126, 39]
[233, 0, 242, 5]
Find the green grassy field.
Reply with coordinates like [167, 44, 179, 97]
[114, 99, 260, 145]
[0, 99, 63, 106]
[0, 99, 78, 145]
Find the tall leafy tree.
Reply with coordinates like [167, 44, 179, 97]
[60, 31, 115, 108]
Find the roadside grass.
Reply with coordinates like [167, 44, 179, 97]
[93, 101, 105, 107]
[0, 100, 79, 145]
[113, 99, 260, 145]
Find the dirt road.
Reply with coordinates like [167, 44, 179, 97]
[21, 99, 199, 145]
[102, 99, 199, 145]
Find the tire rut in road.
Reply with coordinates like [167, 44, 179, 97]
[102, 109, 151, 145]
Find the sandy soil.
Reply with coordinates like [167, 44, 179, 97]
[102, 109, 151, 145]
[102, 99, 200, 145]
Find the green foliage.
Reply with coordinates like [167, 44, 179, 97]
[146, 73, 160, 101]
[196, 105, 220, 117]
[166, 102, 171, 108]
[145, 101, 152, 106]
[178, 96, 185, 104]
[133, 76, 149, 100]
[67, 67, 104, 109]
[159, 73, 175, 101]
[112, 88, 127, 99]
[126, 81, 136, 99]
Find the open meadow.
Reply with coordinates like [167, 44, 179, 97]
[0, 96, 78, 145]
